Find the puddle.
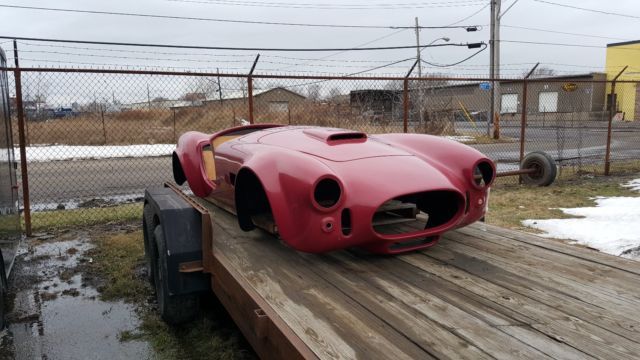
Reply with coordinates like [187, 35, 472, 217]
[2, 232, 154, 359]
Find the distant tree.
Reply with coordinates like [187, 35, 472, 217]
[306, 84, 321, 101]
[326, 87, 342, 101]
[524, 67, 557, 79]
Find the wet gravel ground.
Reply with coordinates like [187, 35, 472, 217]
[0, 228, 155, 360]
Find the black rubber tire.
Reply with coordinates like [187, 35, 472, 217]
[142, 204, 156, 286]
[520, 151, 557, 187]
[152, 225, 199, 325]
[0, 250, 7, 330]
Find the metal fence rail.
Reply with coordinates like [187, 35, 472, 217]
[1, 66, 638, 234]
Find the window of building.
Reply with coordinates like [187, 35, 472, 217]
[501, 93, 518, 113]
[538, 91, 558, 112]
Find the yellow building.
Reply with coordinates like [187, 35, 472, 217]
[605, 40, 640, 121]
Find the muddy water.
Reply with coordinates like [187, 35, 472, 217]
[1, 232, 154, 359]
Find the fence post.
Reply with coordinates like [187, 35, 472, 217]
[13, 40, 32, 236]
[247, 76, 254, 124]
[247, 54, 260, 125]
[101, 106, 107, 145]
[403, 59, 419, 133]
[605, 66, 627, 176]
[172, 108, 176, 142]
[403, 78, 409, 133]
[520, 63, 539, 183]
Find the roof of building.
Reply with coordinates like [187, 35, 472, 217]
[607, 40, 640, 47]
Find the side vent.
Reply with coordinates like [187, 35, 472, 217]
[341, 208, 352, 236]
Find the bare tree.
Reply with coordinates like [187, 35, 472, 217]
[306, 84, 321, 101]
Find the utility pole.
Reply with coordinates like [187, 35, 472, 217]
[415, 17, 422, 77]
[489, 0, 499, 137]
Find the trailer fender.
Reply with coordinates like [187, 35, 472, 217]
[144, 187, 210, 296]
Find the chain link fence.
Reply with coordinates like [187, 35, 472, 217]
[2, 67, 639, 232]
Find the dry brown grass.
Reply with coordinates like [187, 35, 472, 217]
[12, 101, 520, 145]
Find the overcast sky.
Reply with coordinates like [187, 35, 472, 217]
[0, 0, 638, 78]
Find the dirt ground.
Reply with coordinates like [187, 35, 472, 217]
[0, 223, 254, 360]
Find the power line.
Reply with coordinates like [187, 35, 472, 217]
[0, 4, 479, 29]
[167, 0, 488, 10]
[500, 39, 640, 50]
[446, 2, 490, 26]
[420, 43, 488, 67]
[275, 28, 408, 71]
[533, 0, 640, 20]
[1, 35, 477, 52]
[17, 41, 418, 63]
[502, 24, 633, 41]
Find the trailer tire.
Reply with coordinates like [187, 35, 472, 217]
[143, 204, 156, 286]
[0, 250, 7, 329]
[153, 225, 199, 325]
[520, 151, 557, 187]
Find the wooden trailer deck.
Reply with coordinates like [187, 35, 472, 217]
[195, 198, 640, 360]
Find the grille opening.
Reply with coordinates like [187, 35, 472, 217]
[341, 208, 352, 236]
[314, 178, 341, 208]
[464, 191, 470, 214]
[389, 237, 438, 251]
[373, 191, 461, 236]
[474, 161, 494, 187]
[328, 132, 366, 142]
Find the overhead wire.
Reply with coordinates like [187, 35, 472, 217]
[0, 4, 480, 29]
[532, 0, 640, 20]
[0, 35, 478, 52]
[420, 43, 488, 67]
[166, 0, 487, 10]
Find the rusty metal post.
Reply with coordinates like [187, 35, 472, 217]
[247, 54, 260, 125]
[403, 59, 419, 133]
[519, 63, 539, 183]
[247, 76, 254, 124]
[101, 106, 107, 145]
[403, 78, 409, 133]
[13, 40, 32, 236]
[172, 108, 177, 142]
[605, 66, 627, 176]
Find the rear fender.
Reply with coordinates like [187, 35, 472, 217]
[174, 131, 213, 197]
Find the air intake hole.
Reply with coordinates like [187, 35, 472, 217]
[314, 178, 341, 208]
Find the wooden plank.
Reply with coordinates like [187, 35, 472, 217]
[402, 249, 640, 359]
[300, 252, 495, 360]
[466, 223, 640, 276]
[306, 251, 590, 360]
[339, 253, 595, 360]
[443, 230, 640, 306]
[207, 205, 434, 360]
[441, 234, 640, 314]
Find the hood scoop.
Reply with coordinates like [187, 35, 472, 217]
[303, 128, 367, 144]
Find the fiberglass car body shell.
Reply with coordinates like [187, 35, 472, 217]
[173, 124, 494, 254]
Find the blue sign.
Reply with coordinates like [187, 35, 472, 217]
[479, 82, 491, 90]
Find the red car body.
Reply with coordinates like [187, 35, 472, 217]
[173, 125, 495, 254]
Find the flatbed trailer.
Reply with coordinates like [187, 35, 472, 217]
[144, 184, 640, 360]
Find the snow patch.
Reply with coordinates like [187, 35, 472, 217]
[14, 144, 175, 162]
[522, 178, 640, 258]
[443, 135, 474, 143]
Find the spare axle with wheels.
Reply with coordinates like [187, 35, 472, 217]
[494, 151, 558, 186]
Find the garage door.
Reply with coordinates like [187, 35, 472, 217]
[538, 91, 558, 112]
[501, 94, 518, 113]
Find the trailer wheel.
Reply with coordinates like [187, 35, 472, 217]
[520, 151, 557, 187]
[142, 204, 156, 286]
[0, 250, 7, 329]
[152, 225, 199, 325]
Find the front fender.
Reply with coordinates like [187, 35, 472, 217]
[238, 146, 335, 250]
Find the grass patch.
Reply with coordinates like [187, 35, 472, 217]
[29, 203, 142, 232]
[462, 134, 516, 144]
[89, 228, 253, 359]
[487, 173, 638, 230]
